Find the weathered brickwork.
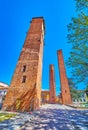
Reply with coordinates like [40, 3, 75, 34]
[49, 65, 56, 104]
[57, 50, 72, 105]
[3, 17, 45, 111]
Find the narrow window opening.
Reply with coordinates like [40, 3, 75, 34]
[84, 99, 86, 102]
[22, 76, 26, 83]
[22, 65, 26, 72]
[65, 90, 67, 93]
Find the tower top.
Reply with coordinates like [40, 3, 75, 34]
[57, 50, 62, 54]
[31, 17, 45, 34]
[32, 16, 44, 19]
[50, 64, 54, 70]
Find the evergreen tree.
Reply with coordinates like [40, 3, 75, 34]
[75, 0, 88, 11]
[85, 86, 88, 96]
[68, 78, 81, 100]
[67, 0, 88, 84]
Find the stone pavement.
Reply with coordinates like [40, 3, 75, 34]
[20, 104, 88, 130]
[0, 104, 88, 130]
[0, 111, 33, 130]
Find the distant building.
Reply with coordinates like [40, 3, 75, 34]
[73, 90, 87, 104]
[41, 90, 50, 104]
[56, 93, 62, 104]
[0, 82, 9, 109]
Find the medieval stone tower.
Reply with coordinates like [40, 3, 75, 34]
[57, 50, 72, 104]
[49, 65, 56, 103]
[3, 17, 45, 111]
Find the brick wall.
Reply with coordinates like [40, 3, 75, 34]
[3, 17, 45, 111]
[49, 65, 56, 104]
[57, 50, 72, 104]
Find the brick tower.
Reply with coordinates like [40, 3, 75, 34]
[57, 50, 72, 104]
[3, 17, 45, 111]
[49, 65, 56, 103]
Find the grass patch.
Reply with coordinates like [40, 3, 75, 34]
[0, 113, 16, 122]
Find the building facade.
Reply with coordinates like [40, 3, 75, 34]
[41, 90, 50, 104]
[0, 82, 9, 109]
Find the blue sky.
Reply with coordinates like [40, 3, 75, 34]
[0, 0, 76, 95]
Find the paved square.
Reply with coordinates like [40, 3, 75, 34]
[0, 104, 88, 130]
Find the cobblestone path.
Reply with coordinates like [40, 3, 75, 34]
[0, 104, 88, 130]
[20, 104, 88, 130]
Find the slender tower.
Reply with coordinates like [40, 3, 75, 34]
[57, 50, 72, 104]
[3, 17, 45, 111]
[49, 65, 56, 104]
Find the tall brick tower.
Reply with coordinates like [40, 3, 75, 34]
[3, 17, 45, 111]
[49, 65, 56, 103]
[57, 50, 72, 104]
